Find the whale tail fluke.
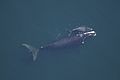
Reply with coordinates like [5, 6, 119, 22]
[22, 43, 39, 61]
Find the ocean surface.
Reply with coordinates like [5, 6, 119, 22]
[1, 0, 120, 80]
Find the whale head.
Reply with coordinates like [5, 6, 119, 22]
[70, 26, 96, 38]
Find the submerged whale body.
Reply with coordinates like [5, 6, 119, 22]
[22, 26, 96, 61]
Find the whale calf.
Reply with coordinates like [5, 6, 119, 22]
[22, 26, 96, 61]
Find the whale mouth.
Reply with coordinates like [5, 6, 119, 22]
[72, 27, 93, 32]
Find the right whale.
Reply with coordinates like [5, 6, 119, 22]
[22, 26, 96, 61]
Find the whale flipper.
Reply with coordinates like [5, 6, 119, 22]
[22, 43, 39, 61]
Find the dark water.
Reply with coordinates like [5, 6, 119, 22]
[1, 0, 120, 80]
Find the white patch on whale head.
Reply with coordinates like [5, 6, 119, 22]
[84, 31, 96, 36]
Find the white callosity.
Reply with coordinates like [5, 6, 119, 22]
[84, 31, 96, 36]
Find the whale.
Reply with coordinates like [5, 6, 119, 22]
[22, 26, 96, 61]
